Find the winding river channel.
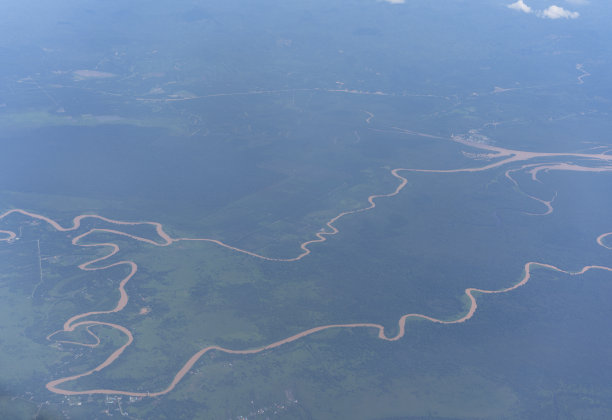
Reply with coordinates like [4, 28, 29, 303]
[1, 134, 611, 397]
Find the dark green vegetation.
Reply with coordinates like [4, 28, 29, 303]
[1, 0, 612, 418]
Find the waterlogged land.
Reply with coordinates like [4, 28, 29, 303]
[1, 134, 611, 402]
[2, 85, 612, 417]
[3, 1, 612, 418]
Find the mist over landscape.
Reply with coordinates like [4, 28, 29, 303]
[1, 0, 612, 418]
